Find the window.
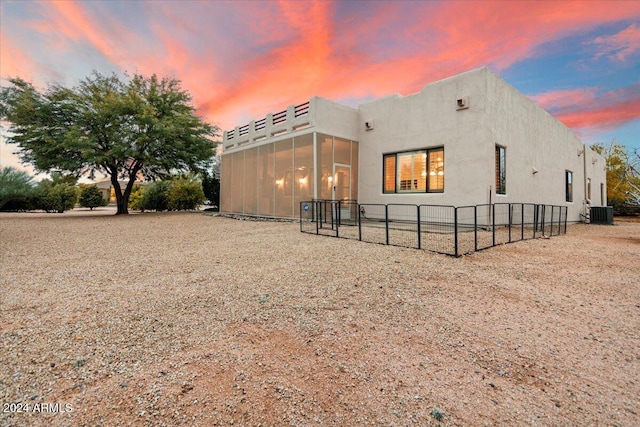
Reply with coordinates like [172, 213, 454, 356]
[600, 183, 605, 206]
[383, 148, 444, 193]
[587, 178, 591, 201]
[565, 170, 573, 202]
[495, 145, 506, 195]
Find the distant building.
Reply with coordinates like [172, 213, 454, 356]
[220, 67, 606, 223]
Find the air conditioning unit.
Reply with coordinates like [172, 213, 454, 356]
[365, 120, 374, 131]
[456, 96, 469, 110]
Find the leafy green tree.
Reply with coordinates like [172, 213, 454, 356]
[592, 141, 640, 214]
[37, 180, 79, 213]
[168, 176, 206, 210]
[142, 181, 171, 211]
[0, 72, 218, 215]
[79, 184, 107, 210]
[0, 166, 39, 211]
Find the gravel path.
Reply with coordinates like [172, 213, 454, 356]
[1, 211, 639, 426]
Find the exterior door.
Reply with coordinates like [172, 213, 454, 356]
[332, 164, 351, 200]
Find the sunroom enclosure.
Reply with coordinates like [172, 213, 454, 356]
[220, 132, 358, 217]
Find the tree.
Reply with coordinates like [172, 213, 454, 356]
[592, 141, 640, 214]
[79, 184, 107, 210]
[167, 176, 206, 210]
[0, 72, 218, 214]
[0, 167, 39, 211]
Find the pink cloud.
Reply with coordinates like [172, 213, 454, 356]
[532, 84, 640, 132]
[530, 88, 598, 111]
[589, 23, 640, 62]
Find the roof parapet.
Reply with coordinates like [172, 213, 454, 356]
[223, 101, 312, 149]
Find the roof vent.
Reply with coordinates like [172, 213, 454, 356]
[456, 96, 469, 110]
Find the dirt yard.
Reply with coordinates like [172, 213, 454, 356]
[1, 210, 638, 426]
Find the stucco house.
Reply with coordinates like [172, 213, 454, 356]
[220, 67, 606, 223]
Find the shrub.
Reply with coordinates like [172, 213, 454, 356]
[37, 181, 79, 213]
[142, 181, 171, 211]
[79, 184, 107, 210]
[167, 177, 205, 210]
[0, 167, 39, 211]
[128, 184, 145, 211]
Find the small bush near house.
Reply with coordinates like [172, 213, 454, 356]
[79, 184, 107, 210]
[167, 177, 205, 211]
[128, 184, 145, 211]
[37, 181, 79, 213]
[142, 181, 171, 211]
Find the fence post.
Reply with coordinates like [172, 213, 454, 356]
[508, 204, 512, 243]
[550, 205, 555, 236]
[474, 205, 478, 252]
[454, 207, 459, 257]
[336, 200, 340, 238]
[417, 205, 422, 250]
[492, 204, 496, 247]
[315, 201, 319, 235]
[521, 204, 525, 240]
[385, 204, 389, 245]
[358, 203, 362, 241]
[564, 207, 568, 234]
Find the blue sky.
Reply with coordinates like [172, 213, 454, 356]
[1, 0, 639, 176]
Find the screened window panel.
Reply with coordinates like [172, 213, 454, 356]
[243, 147, 258, 214]
[318, 134, 333, 199]
[231, 151, 245, 213]
[350, 142, 358, 201]
[274, 139, 293, 217]
[258, 144, 274, 216]
[293, 134, 314, 216]
[220, 154, 232, 212]
[334, 137, 350, 164]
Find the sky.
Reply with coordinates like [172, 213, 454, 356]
[1, 0, 639, 178]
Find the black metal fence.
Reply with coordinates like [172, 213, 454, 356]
[300, 200, 568, 256]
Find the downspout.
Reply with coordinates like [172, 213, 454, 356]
[583, 143, 589, 223]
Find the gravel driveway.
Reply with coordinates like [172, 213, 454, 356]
[1, 211, 638, 426]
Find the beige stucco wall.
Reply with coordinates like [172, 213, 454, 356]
[357, 67, 493, 208]
[355, 67, 606, 222]
[483, 69, 606, 222]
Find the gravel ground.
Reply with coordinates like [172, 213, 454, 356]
[0, 210, 638, 426]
